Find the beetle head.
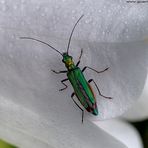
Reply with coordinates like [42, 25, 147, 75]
[62, 53, 75, 70]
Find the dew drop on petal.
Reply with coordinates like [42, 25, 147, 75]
[1, 0, 5, 4]
[41, 13, 45, 17]
[13, 5, 18, 10]
[98, 9, 102, 13]
[79, 1, 84, 5]
[124, 21, 128, 25]
[72, 10, 76, 14]
[125, 28, 129, 33]
[36, 5, 40, 10]
[102, 31, 105, 35]
[55, 4, 60, 9]
[126, 35, 129, 39]
[2, 6, 6, 12]
[9, 54, 14, 59]
[21, 0, 25, 4]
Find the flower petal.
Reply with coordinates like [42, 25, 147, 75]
[94, 119, 143, 148]
[0, 0, 148, 147]
[123, 74, 148, 121]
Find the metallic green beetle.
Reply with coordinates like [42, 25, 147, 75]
[20, 15, 112, 123]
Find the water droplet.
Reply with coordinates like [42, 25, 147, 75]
[124, 21, 128, 25]
[98, 10, 102, 13]
[79, 1, 84, 5]
[36, 5, 40, 10]
[21, 21, 25, 26]
[85, 17, 92, 24]
[9, 54, 14, 59]
[34, 55, 38, 59]
[41, 13, 45, 17]
[103, 5, 106, 9]
[21, 0, 25, 4]
[2, 6, 6, 11]
[136, 27, 140, 31]
[11, 35, 15, 39]
[1, 0, 5, 4]
[72, 10, 76, 14]
[108, 9, 111, 13]
[9, 43, 13, 48]
[102, 31, 105, 35]
[126, 35, 129, 39]
[92, 21, 96, 26]
[55, 5, 60, 9]
[13, 5, 18, 10]
[125, 28, 129, 33]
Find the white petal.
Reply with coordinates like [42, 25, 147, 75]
[0, 97, 127, 148]
[0, 0, 148, 147]
[94, 119, 143, 148]
[123, 74, 148, 121]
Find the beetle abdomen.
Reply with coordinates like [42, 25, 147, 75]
[67, 68, 98, 115]
[77, 79, 98, 115]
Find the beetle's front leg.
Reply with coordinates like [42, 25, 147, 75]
[59, 78, 69, 91]
[71, 92, 84, 123]
[88, 79, 112, 99]
[51, 69, 67, 74]
[76, 48, 83, 67]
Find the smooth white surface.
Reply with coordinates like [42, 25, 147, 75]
[0, 122, 53, 148]
[0, 0, 148, 147]
[0, 0, 147, 120]
[0, 97, 127, 148]
[123, 74, 148, 121]
[94, 119, 143, 148]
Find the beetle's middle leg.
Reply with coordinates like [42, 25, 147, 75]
[71, 92, 84, 123]
[59, 78, 68, 91]
[82, 66, 109, 73]
[88, 79, 112, 99]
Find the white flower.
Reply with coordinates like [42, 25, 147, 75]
[0, 0, 148, 147]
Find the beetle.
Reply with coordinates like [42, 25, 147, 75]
[20, 15, 112, 123]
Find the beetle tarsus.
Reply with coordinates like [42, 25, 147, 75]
[59, 78, 68, 91]
[88, 79, 112, 99]
[82, 66, 109, 73]
[51, 69, 67, 74]
[71, 92, 84, 123]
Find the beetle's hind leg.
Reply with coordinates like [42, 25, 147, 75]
[59, 78, 68, 91]
[88, 79, 112, 99]
[71, 92, 84, 123]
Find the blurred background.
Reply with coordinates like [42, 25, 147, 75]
[124, 75, 148, 148]
[131, 119, 148, 148]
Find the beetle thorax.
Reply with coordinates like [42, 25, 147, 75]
[62, 53, 75, 70]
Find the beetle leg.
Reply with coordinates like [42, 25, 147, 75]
[51, 70, 67, 74]
[88, 79, 112, 99]
[71, 92, 84, 123]
[82, 66, 109, 73]
[59, 78, 69, 91]
[76, 48, 83, 67]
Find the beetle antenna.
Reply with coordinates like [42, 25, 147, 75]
[66, 15, 84, 54]
[20, 37, 63, 56]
